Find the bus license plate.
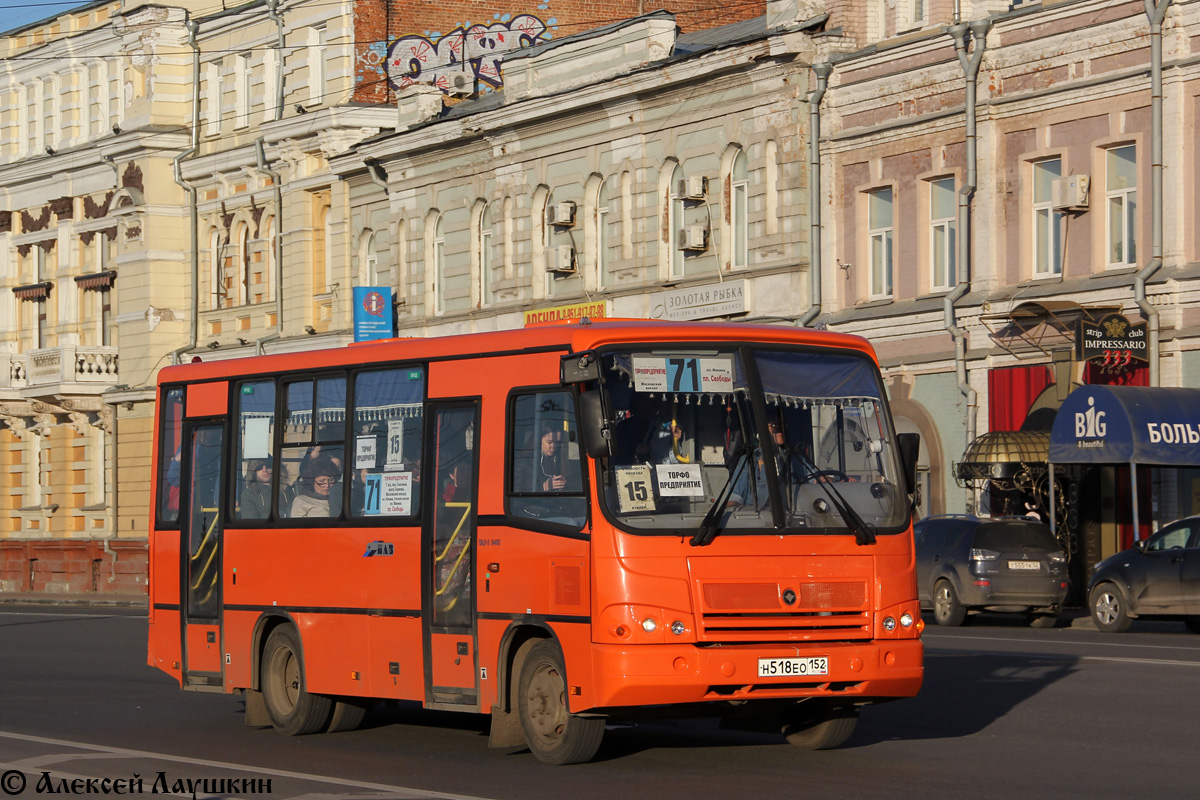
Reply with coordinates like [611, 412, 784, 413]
[1008, 560, 1040, 570]
[757, 657, 828, 678]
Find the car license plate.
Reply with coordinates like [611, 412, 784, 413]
[1008, 560, 1040, 570]
[757, 657, 828, 677]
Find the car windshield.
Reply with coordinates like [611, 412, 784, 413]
[974, 521, 1058, 551]
[595, 346, 909, 535]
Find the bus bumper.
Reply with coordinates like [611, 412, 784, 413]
[587, 638, 923, 710]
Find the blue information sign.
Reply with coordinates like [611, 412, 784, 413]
[353, 287, 395, 342]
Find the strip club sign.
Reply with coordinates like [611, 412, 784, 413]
[1077, 313, 1148, 368]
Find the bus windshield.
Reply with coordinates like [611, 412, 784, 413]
[598, 346, 908, 535]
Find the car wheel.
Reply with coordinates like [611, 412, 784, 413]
[1090, 582, 1132, 633]
[932, 580, 967, 627]
[1184, 617, 1200, 634]
[1029, 614, 1059, 629]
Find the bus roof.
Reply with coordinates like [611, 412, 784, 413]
[156, 319, 877, 385]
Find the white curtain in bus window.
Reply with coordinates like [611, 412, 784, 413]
[351, 367, 425, 518]
[235, 380, 275, 520]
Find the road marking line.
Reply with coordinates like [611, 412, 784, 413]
[0, 731, 495, 800]
[926, 648, 1200, 667]
[922, 633, 1200, 652]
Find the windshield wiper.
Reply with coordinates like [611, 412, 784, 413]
[792, 448, 877, 546]
[690, 453, 747, 547]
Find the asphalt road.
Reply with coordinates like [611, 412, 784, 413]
[1, 606, 1197, 799]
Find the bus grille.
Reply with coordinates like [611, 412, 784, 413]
[696, 581, 870, 642]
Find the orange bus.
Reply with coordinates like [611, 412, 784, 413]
[147, 319, 923, 764]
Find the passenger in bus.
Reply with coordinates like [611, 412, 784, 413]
[289, 454, 341, 518]
[534, 423, 581, 492]
[239, 459, 272, 519]
[729, 415, 814, 510]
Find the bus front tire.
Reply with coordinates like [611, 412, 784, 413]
[517, 640, 604, 765]
[261, 626, 333, 736]
[783, 702, 858, 750]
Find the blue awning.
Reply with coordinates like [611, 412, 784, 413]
[1048, 385, 1200, 465]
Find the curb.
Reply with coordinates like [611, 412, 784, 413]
[0, 594, 148, 609]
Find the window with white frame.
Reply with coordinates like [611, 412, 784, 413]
[264, 215, 276, 301]
[1106, 145, 1137, 267]
[478, 201, 493, 305]
[308, 27, 326, 107]
[911, 0, 925, 27]
[208, 228, 222, 308]
[929, 177, 956, 291]
[434, 214, 446, 314]
[731, 150, 749, 269]
[868, 188, 894, 298]
[669, 163, 684, 278]
[235, 53, 251, 128]
[205, 63, 221, 137]
[1032, 158, 1063, 277]
[595, 178, 609, 287]
[236, 223, 250, 305]
[26, 82, 40, 153]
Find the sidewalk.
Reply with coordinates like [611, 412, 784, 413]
[0, 592, 148, 609]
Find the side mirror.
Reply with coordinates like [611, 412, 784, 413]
[897, 433, 920, 495]
[1134, 538, 1148, 553]
[561, 351, 601, 384]
[578, 389, 613, 459]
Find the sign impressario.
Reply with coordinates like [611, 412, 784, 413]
[1078, 313, 1148, 364]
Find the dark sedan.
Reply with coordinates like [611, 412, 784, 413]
[1088, 515, 1200, 633]
[915, 515, 1069, 628]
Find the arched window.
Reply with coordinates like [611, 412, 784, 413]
[658, 160, 683, 281]
[424, 210, 444, 315]
[584, 174, 605, 291]
[728, 148, 749, 270]
[359, 229, 379, 286]
[236, 222, 250, 305]
[208, 227, 222, 309]
[263, 215, 277, 302]
[473, 200, 492, 307]
[531, 186, 550, 299]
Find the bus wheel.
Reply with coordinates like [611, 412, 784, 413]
[517, 640, 604, 765]
[261, 626, 333, 736]
[783, 702, 858, 750]
[326, 698, 368, 733]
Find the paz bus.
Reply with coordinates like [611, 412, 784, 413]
[147, 319, 924, 764]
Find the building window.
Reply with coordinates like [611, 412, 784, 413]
[868, 188, 894, 298]
[930, 177, 956, 291]
[263, 215, 276, 302]
[1106, 145, 1137, 267]
[425, 211, 445, 315]
[588, 175, 608, 289]
[235, 54, 251, 129]
[476, 200, 493, 306]
[205, 63, 221, 137]
[731, 150, 749, 270]
[236, 223, 250, 305]
[208, 228, 222, 308]
[308, 28, 326, 107]
[1032, 158, 1063, 277]
[668, 162, 684, 279]
[912, 0, 925, 26]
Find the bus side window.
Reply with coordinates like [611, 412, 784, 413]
[350, 366, 425, 518]
[234, 380, 276, 521]
[507, 390, 586, 529]
[279, 376, 348, 520]
[158, 387, 184, 524]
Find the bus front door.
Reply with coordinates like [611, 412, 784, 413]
[423, 404, 480, 710]
[181, 422, 225, 690]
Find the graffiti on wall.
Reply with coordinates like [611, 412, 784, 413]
[383, 14, 556, 93]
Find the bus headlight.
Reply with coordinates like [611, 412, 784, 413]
[900, 612, 914, 628]
[641, 617, 658, 634]
[671, 620, 686, 636]
[882, 616, 897, 632]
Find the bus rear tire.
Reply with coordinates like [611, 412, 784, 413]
[261, 626, 333, 736]
[327, 698, 368, 733]
[783, 702, 858, 750]
[517, 640, 604, 765]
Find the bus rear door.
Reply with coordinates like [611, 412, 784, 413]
[423, 403, 480, 709]
[181, 421, 226, 690]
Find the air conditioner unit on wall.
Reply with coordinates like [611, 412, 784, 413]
[546, 244, 577, 274]
[677, 224, 708, 252]
[551, 201, 577, 227]
[1052, 174, 1090, 210]
[444, 71, 473, 96]
[678, 175, 707, 200]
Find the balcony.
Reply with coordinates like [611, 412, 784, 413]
[20, 346, 119, 400]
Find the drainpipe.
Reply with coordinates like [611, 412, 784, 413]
[255, 0, 287, 357]
[170, 19, 201, 366]
[1137, 0, 1169, 387]
[799, 62, 831, 327]
[946, 18, 991, 452]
